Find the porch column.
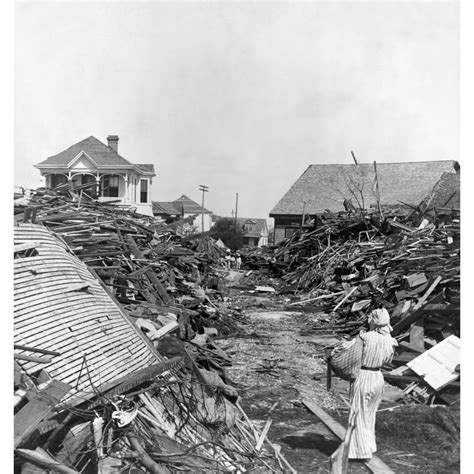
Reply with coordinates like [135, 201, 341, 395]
[124, 173, 129, 204]
[96, 173, 100, 198]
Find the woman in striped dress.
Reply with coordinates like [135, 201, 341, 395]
[348, 308, 398, 460]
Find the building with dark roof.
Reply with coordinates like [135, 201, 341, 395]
[35, 135, 156, 216]
[152, 195, 213, 232]
[152, 201, 182, 217]
[269, 160, 459, 243]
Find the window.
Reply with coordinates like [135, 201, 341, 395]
[140, 179, 148, 203]
[50, 174, 68, 188]
[102, 175, 119, 197]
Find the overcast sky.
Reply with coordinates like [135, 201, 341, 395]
[14, 1, 459, 221]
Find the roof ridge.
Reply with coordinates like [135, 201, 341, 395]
[307, 160, 457, 166]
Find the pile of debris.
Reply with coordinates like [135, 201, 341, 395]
[14, 188, 294, 473]
[14, 188, 233, 336]
[241, 204, 460, 406]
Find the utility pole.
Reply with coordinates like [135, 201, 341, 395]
[198, 185, 208, 233]
[351, 150, 358, 165]
[234, 192, 239, 229]
[373, 162, 383, 220]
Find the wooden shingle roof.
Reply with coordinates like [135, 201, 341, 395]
[270, 160, 458, 216]
[152, 201, 182, 215]
[172, 195, 212, 215]
[425, 171, 460, 209]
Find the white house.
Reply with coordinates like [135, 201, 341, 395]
[35, 135, 156, 216]
[212, 216, 269, 247]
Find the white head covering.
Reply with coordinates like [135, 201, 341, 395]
[368, 308, 393, 335]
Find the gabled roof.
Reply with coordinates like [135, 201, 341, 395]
[425, 171, 460, 209]
[152, 201, 182, 215]
[172, 195, 212, 214]
[235, 217, 268, 237]
[270, 160, 459, 216]
[35, 136, 155, 176]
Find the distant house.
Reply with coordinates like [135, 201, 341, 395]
[152, 201, 182, 222]
[35, 135, 156, 216]
[235, 217, 269, 247]
[152, 194, 213, 232]
[269, 160, 460, 244]
[211, 216, 269, 247]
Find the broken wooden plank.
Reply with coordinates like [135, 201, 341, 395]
[383, 373, 459, 388]
[255, 419, 272, 452]
[126, 236, 171, 304]
[413, 276, 442, 310]
[333, 287, 357, 312]
[14, 353, 53, 364]
[404, 273, 428, 288]
[407, 335, 460, 391]
[14, 344, 62, 357]
[15, 380, 71, 447]
[409, 317, 425, 352]
[330, 408, 358, 474]
[289, 290, 346, 306]
[302, 399, 394, 473]
[61, 281, 94, 293]
[16, 447, 79, 474]
[392, 301, 431, 336]
[14, 241, 43, 253]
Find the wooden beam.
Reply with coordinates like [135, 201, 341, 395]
[126, 236, 171, 304]
[392, 305, 427, 336]
[14, 344, 62, 357]
[409, 317, 425, 352]
[16, 448, 79, 474]
[14, 241, 42, 253]
[15, 380, 71, 448]
[255, 419, 272, 451]
[14, 353, 52, 364]
[302, 399, 394, 473]
[383, 373, 459, 388]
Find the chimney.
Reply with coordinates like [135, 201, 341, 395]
[107, 135, 119, 152]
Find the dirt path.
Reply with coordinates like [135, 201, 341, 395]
[223, 304, 367, 473]
[219, 292, 460, 473]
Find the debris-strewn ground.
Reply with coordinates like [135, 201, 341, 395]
[222, 288, 460, 473]
[14, 193, 290, 473]
[14, 188, 460, 472]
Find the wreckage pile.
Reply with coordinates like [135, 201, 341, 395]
[14, 188, 294, 473]
[14, 188, 233, 336]
[242, 205, 460, 405]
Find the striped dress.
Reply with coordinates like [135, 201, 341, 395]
[348, 330, 397, 459]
